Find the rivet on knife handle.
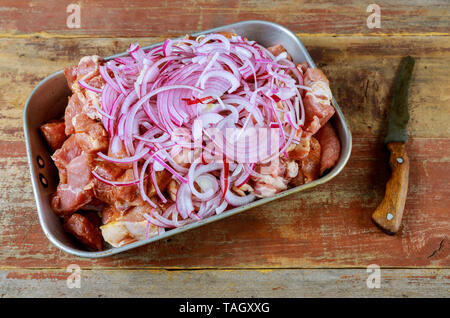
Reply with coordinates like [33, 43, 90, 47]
[372, 142, 409, 234]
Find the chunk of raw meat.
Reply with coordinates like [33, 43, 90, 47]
[66, 153, 94, 189]
[64, 66, 77, 90]
[287, 130, 311, 161]
[40, 120, 67, 151]
[73, 113, 108, 153]
[92, 161, 125, 205]
[82, 210, 102, 228]
[147, 170, 172, 198]
[107, 136, 132, 169]
[100, 203, 159, 247]
[51, 183, 93, 217]
[290, 137, 321, 186]
[50, 153, 94, 216]
[76, 55, 101, 82]
[51, 135, 83, 184]
[112, 169, 146, 211]
[251, 159, 298, 198]
[315, 122, 341, 175]
[64, 213, 102, 251]
[65, 55, 102, 92]
[82, 89, 103, 121]
[64, 93, 84, 135]
[267, 44, 291, 60]
[101, 205, 123, 225]
[302, 68, 335, 135]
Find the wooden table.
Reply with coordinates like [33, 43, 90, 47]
[0, 0, 448, 297]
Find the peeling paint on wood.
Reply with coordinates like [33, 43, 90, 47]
[0, 268, 448, 297]
[0, 1, 449, 37]
[0, 36, 448, 268]
[0, 141, 448, 267]
[0, 0, 448, 297]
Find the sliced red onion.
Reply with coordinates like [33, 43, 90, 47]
[97, 148, 149, 164]
[200, 70, 240, 94]
[176, 182, 194, 219]
[91, 169, 148, 187]
[144, 211, 171, 228]
[95, 33, 308, 235]
[138, 156, 158, 208]
[224, 188, 255, 206]
[100, 66, 121, 93]
[215, 200, 228, 214]
[78, 80, 102, 94]
[162, 39, 173, 57]
[188, 163, 220, 200]
[286, 112, 299, 130]
[150, 168, 167, 203]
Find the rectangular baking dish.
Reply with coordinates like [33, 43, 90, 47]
[23, 20, 352, 258]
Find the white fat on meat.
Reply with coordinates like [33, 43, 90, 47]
[100, 205, 159, 247]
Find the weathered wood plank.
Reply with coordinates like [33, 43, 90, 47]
[0, 36, 448, 268]
[0, 137, 448, 268]
[1, 268, 448, 297]
[0, 0, 449, 37]
[0, 36, 448, 138]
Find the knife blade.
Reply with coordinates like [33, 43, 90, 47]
[372, 56, 415, 235]
[385, 55, 415, 144]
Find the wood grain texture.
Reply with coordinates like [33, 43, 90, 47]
[1, 137, 448, 268]
[0, 0, 449, 37]
[0, 0, 449, 298]
[1, 36, 449, 139]
[1, 268, 448, 297]
[372, 142, 410, 234]
[0, 0, 450, 297]
[0, 35, 448, 269]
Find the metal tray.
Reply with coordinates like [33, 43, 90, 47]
[23, 20, 352, 258]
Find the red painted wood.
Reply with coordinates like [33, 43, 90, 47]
[0, 1, 448, 37]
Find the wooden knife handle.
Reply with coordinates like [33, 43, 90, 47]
[372, 142, 409, 234]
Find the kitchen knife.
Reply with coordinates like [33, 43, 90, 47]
[372, 56, 415, 235]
